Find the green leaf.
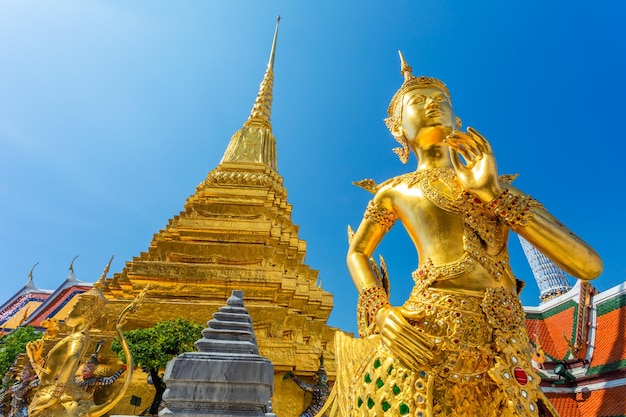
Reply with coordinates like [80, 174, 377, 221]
[0, 326, 42, 378]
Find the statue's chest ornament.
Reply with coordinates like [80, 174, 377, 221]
[384, 168, 513, 285]
[389, 168, 506, 252]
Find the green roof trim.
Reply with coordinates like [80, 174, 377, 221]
[586, 359, 626, 377]
[525, 300, 577, 320]
[596, 293, 626, 316]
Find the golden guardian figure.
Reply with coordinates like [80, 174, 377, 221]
[332, 52, 602, 417]
[25, 259, 145, 417]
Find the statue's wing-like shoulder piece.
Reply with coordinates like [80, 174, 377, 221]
[352, 172, 415, 195]
[499, 173, 519, 184]
[352, 178, 380, 194]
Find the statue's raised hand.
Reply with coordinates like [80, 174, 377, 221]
[445, 127, 502, 202]
[375, 305, 434, 369]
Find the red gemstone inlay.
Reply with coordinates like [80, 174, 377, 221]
[514, 367, 528, 385]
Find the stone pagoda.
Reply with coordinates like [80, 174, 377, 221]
[162, 290, 275, 417]
[89, 17, 339, 416]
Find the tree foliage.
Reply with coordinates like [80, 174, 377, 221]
[0, 326, 42, 378]
[111, 318, 204, 415]
[111, 318, 204, 369]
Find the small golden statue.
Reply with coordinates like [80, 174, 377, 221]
[39, 318, 59, 341]
[328, 52, 602, 417]
[25, 258, 145, 417]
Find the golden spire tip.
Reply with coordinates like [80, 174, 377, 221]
[268, 15, 281, 70]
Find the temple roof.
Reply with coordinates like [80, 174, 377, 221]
[22, 261, 92, 327]
[524, 281, 626, 417]
[0, 265, 53, 330]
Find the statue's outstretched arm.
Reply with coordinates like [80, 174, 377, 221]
[501, 184, 602, 279]
[289, 374, 316, 393]
[446, 127, 602, 280]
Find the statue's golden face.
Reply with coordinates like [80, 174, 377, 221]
[400, 87, 454, 143]
[65, 302, 87, 328]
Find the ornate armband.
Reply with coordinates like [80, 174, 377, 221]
[488, 189, 538, 227]
[364, 200, 397, 232]
[357, 285, 390, 338]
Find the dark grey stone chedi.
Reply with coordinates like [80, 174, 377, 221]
[159, 290, 275, 417]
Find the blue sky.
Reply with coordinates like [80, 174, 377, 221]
[1, 1, 624, 334]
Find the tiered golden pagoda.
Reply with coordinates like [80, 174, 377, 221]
[62, 17, 340, 416]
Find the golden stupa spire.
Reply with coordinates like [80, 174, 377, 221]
[244, 15, 280, 130]
[219, 17, 281, 171]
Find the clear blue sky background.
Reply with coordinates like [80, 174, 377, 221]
[1, 1, 624, 335]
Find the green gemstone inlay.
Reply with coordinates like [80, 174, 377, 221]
[374, 358, 382, 369]
[357, 397, 363, 408]
[364, 373, 371, 383]
[399, 402, 410, 415]
[376, 377, 384, 389]
[382, 400, 391, 412]
[393, 385, 401, 395]
[367, 397, 375, 409]
[387, 365, 394, 375]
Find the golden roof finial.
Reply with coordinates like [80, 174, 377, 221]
[244, 16, 280, 130]
[68, 255, 79, 273]
[27, 262, 40, 286]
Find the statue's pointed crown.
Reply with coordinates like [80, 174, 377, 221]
[84, 255, 114, 299]
[387, 51, 451, 116]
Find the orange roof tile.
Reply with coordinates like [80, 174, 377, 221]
[580, 384, 626, 417]
[546, 393, 581, 417]
[546, 384, 626, 417]
[525, 305, 576, 362]
[590, 305, 626, 368]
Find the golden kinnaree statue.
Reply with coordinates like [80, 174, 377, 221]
[324, 52, 602, 417]
[25, 259, 145, 417]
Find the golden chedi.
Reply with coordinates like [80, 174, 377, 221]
[324, 52, 602, 417]
[34, 17, 340, 417]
